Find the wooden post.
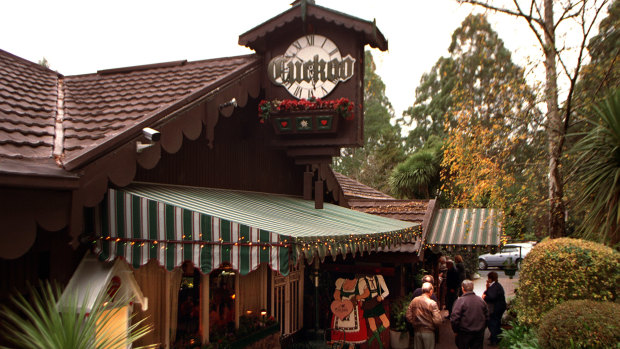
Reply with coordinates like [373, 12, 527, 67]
[201, 274, 210, 345]
[304, 170, 313, 200]
[314, 180, 323, 209]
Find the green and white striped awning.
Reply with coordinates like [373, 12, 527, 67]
[94, 183, 420, 276]
[426, 208, 502, 247]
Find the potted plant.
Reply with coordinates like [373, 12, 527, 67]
[503, 257, 518, 278]
[388, 293, 412, 349]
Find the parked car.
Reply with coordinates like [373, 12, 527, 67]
[478, 242, 536, 270]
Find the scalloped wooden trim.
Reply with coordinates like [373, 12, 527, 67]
[76, 68, 261, 213]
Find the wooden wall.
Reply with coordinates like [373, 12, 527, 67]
[135, 99, 305, 196]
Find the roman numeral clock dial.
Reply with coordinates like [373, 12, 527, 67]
[267, 34, 356, 100]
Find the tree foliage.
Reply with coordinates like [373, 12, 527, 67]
[390, 136, 443, 199]
[399, 57, 457, 150]
[333, 51, 404, 193]
[575, 0, 620, 109]
[458, 0, 612, 239]
[570, 88, 620, 246]
[435, 14, 544, 238]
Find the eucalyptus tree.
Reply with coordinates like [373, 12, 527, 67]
[399, 57, 457, 151]
[457, 0, 612, 239]
[402, 14, 544, 238]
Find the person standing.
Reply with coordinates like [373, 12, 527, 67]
[412, 275, 438, 303]
[445, 260, 459, 316]
[450, 280, 488, 349]
[454, 255, 466, 295]
[438, 256, 448, 310]
[412, 275, 440, 344]
[482, 271, 506, 346]
[406, 282, 443, 349]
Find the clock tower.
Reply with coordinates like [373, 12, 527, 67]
[239, 1, 387, 203]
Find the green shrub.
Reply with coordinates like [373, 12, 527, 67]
[389, 293, 413, 332]
[513, 238, 619, 326]
[537, 300, 620, 349]
[499, 321, 539, 349]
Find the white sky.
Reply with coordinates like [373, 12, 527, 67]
[1, 0, 548, 117]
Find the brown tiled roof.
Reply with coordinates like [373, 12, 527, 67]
[332, 171, 395, 201]
[330, 170, 433, 224]
[239, 3, 388, 51]
[347, 200, 430, 223]
[62, 55, 259, 169]
[0, 49, 59, 161]
[0, 50, 260, 176]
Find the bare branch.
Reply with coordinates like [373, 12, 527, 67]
[558, 0, 609, 155]
[459, 0, 544, 25]
[554, 1, 584, 30]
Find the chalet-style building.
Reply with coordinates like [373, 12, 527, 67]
[0, 1, 502, 347]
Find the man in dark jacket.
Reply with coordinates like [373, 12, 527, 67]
[450, 280, 488, 349]
[412, 275, 438, 303]
[482, 271, 506, 346]
[446, 259, 460, 315]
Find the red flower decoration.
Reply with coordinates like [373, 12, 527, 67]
[258, 97, 356, 122]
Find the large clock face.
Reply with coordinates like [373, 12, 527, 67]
[267, 34, 356, 99]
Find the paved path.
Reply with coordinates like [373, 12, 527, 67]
[434, 268, 519, 349]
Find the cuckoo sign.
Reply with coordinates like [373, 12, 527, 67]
[267, 34, 356, 100]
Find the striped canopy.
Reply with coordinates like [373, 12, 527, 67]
[93, 183, 419, 276]
[426, 208, 502, 247]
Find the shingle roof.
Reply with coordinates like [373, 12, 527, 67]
[0, 49, 260, 176]
[332, 171, 395, 201]
[347, 200, 430, 224]
[62, 55, 259, 168]
[0, 49, 59, 161]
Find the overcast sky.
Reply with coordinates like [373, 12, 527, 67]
[2, 0, 547, 117]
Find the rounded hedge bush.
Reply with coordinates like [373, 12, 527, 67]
[513, 237, 619, 327]
[538, 300, 620, 348]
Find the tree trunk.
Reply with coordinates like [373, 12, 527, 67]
[544, 0, 566, 238]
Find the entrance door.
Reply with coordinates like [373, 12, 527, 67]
[271, 264, 304, 334]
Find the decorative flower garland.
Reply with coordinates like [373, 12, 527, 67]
[258, 97, 355, 123]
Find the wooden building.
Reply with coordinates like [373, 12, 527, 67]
[0, 1, 430, 347]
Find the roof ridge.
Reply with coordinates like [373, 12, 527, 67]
[0, 49, 62, 77]
[66, 54, 257, 78]
[97, 60, 188, 75]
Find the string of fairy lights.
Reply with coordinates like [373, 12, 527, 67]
[93, 226, 424, 255]
[94, 224, 507, 257]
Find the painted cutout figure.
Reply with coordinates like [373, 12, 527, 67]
[331, 275, 369, 348]
[361, 274, 389, 348]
